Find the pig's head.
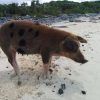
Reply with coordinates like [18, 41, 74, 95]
[59, 35, 88, 64]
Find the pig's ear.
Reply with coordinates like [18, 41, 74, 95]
[62, 37, 78, 52]
[77, 36, 87, 43]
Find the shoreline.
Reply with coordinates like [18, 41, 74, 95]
[0, 13, 100, 25]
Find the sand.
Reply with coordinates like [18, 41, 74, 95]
[0, 17, 100, 100]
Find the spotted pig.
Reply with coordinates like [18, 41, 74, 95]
[0, 20, 88, 85]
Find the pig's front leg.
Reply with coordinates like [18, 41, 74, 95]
[41, 50, 51, 78]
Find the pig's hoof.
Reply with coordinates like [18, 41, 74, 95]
[41, 72, 48, 79]
[18, 81, 21, 86]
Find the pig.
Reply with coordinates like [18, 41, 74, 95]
[0, 20, 88, 85]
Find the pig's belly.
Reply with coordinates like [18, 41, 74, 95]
[16, 45, 41, 55]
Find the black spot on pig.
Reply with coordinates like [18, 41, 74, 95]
[18, 29, 25, 36]
[19, 39, 26, 46]
[9, 23, 14, 28]
[32, 30, 39, 38]
[10, 32, 14, 38]
[28, 29, 39, 38]
[28, 28, 33, 32]
[17, 48, 26, 55]
[63, 38, 78, 52]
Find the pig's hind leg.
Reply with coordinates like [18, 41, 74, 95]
[1, 46, 21, 85]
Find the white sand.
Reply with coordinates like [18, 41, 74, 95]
[0, 17, 100, 100]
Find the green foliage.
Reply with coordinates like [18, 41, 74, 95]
[0, 0, 100, 17]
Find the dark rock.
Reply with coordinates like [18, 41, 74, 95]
[61, 84, 66, 90]
[58, 88, 64, 95]
[82, 44, 84, 46]
[68, 73, 71, 75]
[49, 68, 53, 74]
[6, 66, 8, 68]
[52, 90, 55, 92]
[81, 90, 86, 95]
[54, 85, 56, 88]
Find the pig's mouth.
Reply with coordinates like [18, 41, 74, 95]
[74, 58, 88, 64]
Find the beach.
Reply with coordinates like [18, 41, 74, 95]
[0, 15, 100, 100]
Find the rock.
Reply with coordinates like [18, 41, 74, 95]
[81, 90, 86, 95]
[58, 88, 64, 95]
[68, 73, 71, 75]
[61, 84, 66, 90]
[82, 44, 84, 46]
[49, 68, 53, 74]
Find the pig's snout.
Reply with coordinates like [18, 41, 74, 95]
[72, 50, 88, 64]
[74, 58, 88, 64]
[81, 59, 88, 64]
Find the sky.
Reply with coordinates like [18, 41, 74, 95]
[0, 0, 98, 5]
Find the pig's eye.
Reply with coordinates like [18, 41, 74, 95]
[63, 38, 78, 52]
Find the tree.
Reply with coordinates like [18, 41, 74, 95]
[20, 2, 28, 15]
[7, 3, 19, 15]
